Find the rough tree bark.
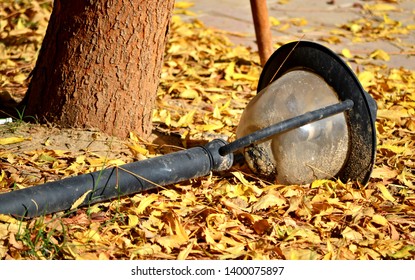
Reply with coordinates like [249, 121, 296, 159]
[24, 0, 175, 138]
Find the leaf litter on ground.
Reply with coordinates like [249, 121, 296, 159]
[0, 0, 415, 260]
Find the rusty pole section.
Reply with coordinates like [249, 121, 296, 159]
[250, 0, 273, 66]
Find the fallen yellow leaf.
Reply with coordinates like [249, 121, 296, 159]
[175, 110, 196, 127]
[269, 16, 280, 26]
[177, 238, 195, 260]
[0, 214, 22, 224]
[364, 3, 398, 12]
[376, 183, 395, 202]
[195, 123, 224, 132]
[179, 88, 199, 99]
[13, 73, 27, 84]
[135, 193, 159, 214]
[289, 17, 307, 26]
[128, 143, 148, 156]
[371, 214, 388, 226]
[378, 144, 407, 155]
[133, 244, 162, 257]
[358, 71, 376, 88]
[0, 136, 29, 145]
[70, 190, 92, 210]
[128, 214, 139, 227]
[341, 226, 363, 241]
[252, 192, 286, 212]
[174, 2, 194, 9]
[390, 245, 415, 259]
[156, 234, 188, 253]
[370, 49, 390, 61]
[341, 48, 353, 59]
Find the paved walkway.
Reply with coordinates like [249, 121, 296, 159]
[183, 0, 414, 69]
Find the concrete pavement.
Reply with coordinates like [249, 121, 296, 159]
[182, 0, 414, 69]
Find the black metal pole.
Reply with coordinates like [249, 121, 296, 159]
[219, 99, 354, 156]
[0, 139, 233, 217]
[0, 100, 353, 218]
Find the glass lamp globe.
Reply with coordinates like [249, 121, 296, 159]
[236, 70, 349, 184]
[235, 41, 377, 185]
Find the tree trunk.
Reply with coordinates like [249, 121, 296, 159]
[24, 0, 174, 138]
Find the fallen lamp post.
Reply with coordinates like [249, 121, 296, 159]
[0, 41, 377, 218]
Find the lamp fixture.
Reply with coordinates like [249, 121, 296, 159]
[233, 41, 377, 184]
[0, 41, 377, 217]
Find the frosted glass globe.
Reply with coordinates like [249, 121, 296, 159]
[236, 70, 350, 185]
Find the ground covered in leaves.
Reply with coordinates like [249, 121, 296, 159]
[0, 0, 415, 259]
